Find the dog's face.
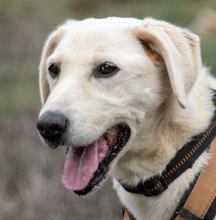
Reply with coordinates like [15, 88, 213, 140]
[37, 17, 200, 195]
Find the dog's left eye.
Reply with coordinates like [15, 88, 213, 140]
[48, 63, 61, 78]
[96, 63, 119, 77]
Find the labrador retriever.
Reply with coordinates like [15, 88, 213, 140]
[37, 17, 216, 219]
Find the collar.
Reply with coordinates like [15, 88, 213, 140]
[119, 111, 216, 197]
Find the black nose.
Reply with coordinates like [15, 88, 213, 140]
[37, 111, 68, 142]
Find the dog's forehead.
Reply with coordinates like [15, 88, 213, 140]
[56, 18, 142, 55]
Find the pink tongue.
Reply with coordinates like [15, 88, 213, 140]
[61, 137, 108, 191]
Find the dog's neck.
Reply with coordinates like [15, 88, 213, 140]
[112, 70, 215, 185]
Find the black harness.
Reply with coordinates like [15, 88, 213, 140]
[120, 112, 216, 197]
[122, 92, 216, 220]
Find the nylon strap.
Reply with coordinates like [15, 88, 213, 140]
[175, 137, 216, 220]
[123, 206, 136, 220]
[120, 112, 216, 197]
[123, 209, 132, 220]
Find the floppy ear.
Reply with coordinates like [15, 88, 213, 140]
[134, 19, 201, 108]
[39, 26, 68, 105]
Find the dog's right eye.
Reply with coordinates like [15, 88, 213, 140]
[48, 63, 60, 78]
[95, 63, 119, 78]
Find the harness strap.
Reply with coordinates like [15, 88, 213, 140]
[120, 112, 216, 197]
[175, 137, 216, 220]
[122, 206, 136, 220]
[123, 209, 132, 220]
[123, 138, 216, 220]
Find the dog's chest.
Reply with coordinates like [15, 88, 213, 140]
[113, 151, 209, 220]
[116, 183, 181, 220]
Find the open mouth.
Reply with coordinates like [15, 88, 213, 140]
[61, 123, 130, 196]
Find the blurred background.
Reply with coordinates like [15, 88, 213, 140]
[0, 0, 216, 219]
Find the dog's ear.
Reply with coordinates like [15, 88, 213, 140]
[39, 25, 68, 105]
[134, 19, 201, 108]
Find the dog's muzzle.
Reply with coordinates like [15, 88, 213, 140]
[37, 110, 131, 195]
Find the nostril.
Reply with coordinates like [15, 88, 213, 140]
[36, 122, 46, 136]
[51, 121, 67, 133]
[37, 111, 68, 141]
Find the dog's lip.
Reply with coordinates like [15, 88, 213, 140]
[61, 123, 131, 195]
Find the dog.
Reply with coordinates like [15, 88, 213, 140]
[37, 17, 216, 219]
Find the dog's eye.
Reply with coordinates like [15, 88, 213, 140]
[97, 63, 119, 77]
[48, 63, 60, 78]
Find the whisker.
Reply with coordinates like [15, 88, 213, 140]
[29, 102, 42, 110]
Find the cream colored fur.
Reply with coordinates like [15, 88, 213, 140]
[39, 17, 216, 219]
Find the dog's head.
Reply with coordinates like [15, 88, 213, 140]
[37, 17, 201, 195]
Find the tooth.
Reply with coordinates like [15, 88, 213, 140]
[107, 126, 117, 136]
[106, 126, 118, 147]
